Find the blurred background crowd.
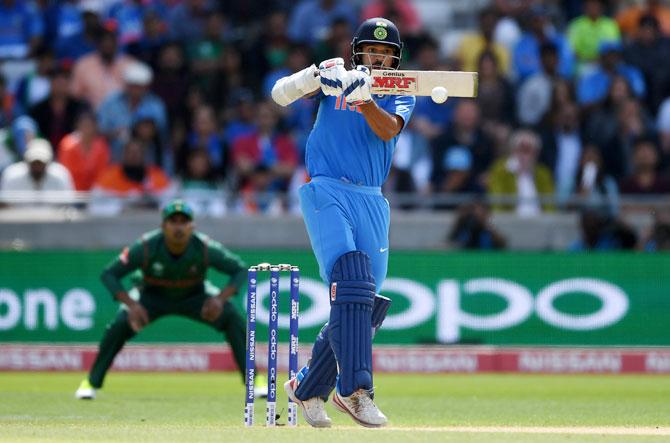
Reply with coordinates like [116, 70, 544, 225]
[0, 0, 669, 250]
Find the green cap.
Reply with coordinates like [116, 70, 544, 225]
[162, 200, 194, 221]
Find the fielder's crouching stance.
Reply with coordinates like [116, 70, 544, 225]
[272, 17, 415, 428]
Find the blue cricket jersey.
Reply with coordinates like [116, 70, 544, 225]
[305, 93, 415, 187]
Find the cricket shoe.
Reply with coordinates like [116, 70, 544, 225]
[75, 379, 96, 400]
[332, 389, 387, 428]
[283, 377, 332, 428]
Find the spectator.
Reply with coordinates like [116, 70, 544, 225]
[576, 41, 645, 107]
[640, 210, 670, 251]
[90, 138, 172, 215]
[571, 144, 620, 217]
[13, 46, 54, 114]
[448, 201, 506, 250]
[0, 0, 44, 59]
[231, 101, 298, 192]
[584, 74, 635, 154]
[211, 46, 249, 111]
[127, 7, 169, 66]
[235, 164, 286, 215]
[168, 0, 216, 43]
[360, 0, 422, 35]
[517, 42, 562, 126]
[130, 111, 168, 172]
[616, 0, 670, 37]
[223, 89, 257, 146]
[538, 102, 583, 203]
[431, 100, 493, 194]
[619, 137, 670, 195]
[187, 10, 227, 96]
[569, 210, 637, 251]
[97, 61, 167, 161]
[52, 5, 100, 61]
[0, 75, 13, 128]
[409, 37, 456, 144]
[623, 15, 670, 113]
[589, 97, 656, 179]
[658, 95, 670, 169]
[248, 11, 292, 91]
[29, 65, 88, 153]
[567, 0, 620, 67]
[71, 24, 136, 109]
[457, 7, 510, 75]
[177, 148, 226, 217]
[487, 129, 555, 216]
[287, 0, 357, 46]
[107, 0, 151, 49]
[476, 50, 515, 150]
[313, 16, 353, 62]
[385, 128, 431, 205]
[57, 111, 110, 192]
[151, 43, 190, 129]
[0, 138, 74, 205]
[8, 115, 39, 158]
[513, 5, 574, 81]
[185, 105, 226, 174]
[432, 145, 481, 200]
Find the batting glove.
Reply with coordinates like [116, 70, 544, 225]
[343, 66, 372, 106]
[318, 58, 347, 96]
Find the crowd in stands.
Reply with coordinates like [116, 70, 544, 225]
[0, 0, 669, 243]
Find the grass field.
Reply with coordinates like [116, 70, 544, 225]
[1, 372, 669, 442]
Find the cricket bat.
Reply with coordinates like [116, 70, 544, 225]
[369, 69, 478, 97]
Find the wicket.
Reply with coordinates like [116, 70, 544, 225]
[244, 263, 300, 427]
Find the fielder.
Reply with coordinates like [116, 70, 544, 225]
[272, 18, 415, 427]
[74, 200, 264, 399]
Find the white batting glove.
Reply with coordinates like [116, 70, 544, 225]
[343, 66, 372, 106]
[318, 58, 347, 96]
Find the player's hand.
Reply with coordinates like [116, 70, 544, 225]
[127, 302, 149, 332]
[201, 296, 224, 322]
[318, 58, 347, 96]
[343, 66, 372, 106]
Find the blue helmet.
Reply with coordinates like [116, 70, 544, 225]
[351, 17, 403, 70]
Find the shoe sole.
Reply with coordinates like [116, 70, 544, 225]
[283, 379, 331, 428]
[332, 392, 387, 428]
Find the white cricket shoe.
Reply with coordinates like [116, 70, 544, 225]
[75, 379, 96, 400]
[332, 389, 387, 428]
[284, 377, 332, 428]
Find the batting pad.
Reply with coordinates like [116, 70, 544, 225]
[328, 251, 375, 397]
[295, 323, 338, 401]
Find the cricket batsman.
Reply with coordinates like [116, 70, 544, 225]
[75, 200, 265, 399]
[271, 18, 415, 427]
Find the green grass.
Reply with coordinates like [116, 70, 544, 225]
[1, 372, 669, 442]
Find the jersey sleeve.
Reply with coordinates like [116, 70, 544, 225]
[382, 95, 416, 129]
[100, 239, 145, 298]
[207, 240, 247, 292]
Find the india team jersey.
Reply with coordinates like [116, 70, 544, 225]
[305, 93, 415, 187]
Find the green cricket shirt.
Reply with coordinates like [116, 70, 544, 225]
[101, 229, 247, 299]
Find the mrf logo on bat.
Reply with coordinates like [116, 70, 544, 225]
[372, 71, 417, 92]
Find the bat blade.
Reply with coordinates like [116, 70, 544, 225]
[370, 70, 478, 98]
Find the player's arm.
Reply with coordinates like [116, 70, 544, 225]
[359, 102, 404, 141]
[206, 241, 247, 303]
[100, 240, 144, 305]
[343, 66, 405, 141]
[271, 58, 348, 106]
